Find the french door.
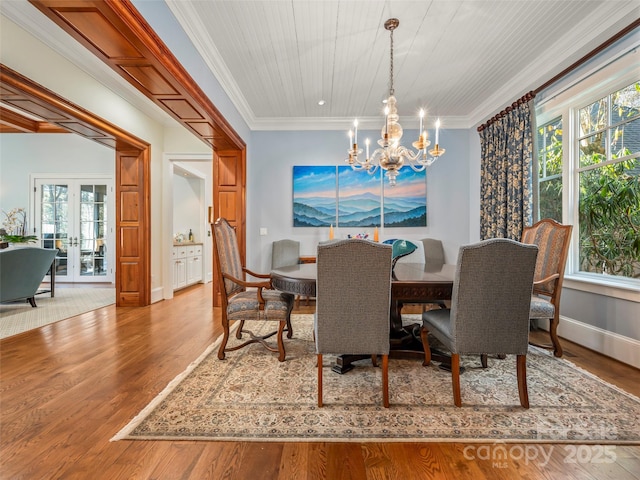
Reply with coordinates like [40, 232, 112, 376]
[34, 177, 114, 283]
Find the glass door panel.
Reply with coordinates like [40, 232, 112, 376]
[39, 183, 71, 278]
[79, 184, 108, 277]
[35, 178, 113, 283]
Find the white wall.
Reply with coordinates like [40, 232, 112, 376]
[0, 134, 113, 212]
[172, 174, 201, 242]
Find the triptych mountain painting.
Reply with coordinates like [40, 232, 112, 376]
[293, 166, 427, 228]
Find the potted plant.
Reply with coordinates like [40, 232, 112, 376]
[1, 208, 38, 247]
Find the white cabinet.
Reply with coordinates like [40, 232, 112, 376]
[173, 244, 203, 290]
[187, 245, 203, 284]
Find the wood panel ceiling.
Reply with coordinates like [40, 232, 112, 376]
[1, 68, 118, 149]
[27, 0, 243, 151]
[0, 105, 67, 134]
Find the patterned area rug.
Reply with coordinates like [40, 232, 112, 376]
[113, 314, 640, 443]
[0, 288, 115, 339]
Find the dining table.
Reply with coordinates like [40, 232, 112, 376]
[271, 261, 456, 373]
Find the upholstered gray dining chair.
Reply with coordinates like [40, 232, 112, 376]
[315, 239, 393, 408]
[421, 238, 445, 265]
[421, 238, 538, 408]
[213, 218, 295, 362]
[420, 237, 447, 310]
[272, 238, 312, 307]
[271, 239, 300, 269]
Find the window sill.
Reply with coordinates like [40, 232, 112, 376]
[563, 273, 640, 303]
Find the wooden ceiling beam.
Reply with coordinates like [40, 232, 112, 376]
[28, 0, 244, 151]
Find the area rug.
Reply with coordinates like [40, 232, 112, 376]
[113, 314, 640, 443]
[0, 288, 115, 339]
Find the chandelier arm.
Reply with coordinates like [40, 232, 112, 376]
[407, 162, 429, 172]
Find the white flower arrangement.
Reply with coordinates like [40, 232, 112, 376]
[1, 207, 37, 243]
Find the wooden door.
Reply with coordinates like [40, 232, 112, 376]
[213, 148, 246, 306]
[116, 149, 150, 307]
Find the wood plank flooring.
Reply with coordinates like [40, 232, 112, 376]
[1, 284, 638, 479]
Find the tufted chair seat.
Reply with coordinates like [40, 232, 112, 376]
[226, 289, 294, 321]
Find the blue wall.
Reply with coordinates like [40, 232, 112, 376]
[247, 128, 471, 271]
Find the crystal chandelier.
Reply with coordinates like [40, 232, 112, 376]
[346, 18, 445, 186]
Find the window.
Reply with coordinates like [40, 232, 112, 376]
[536, 116, 563, 221]
[576, 81, 639, 280]
[535, 51, 640, 291]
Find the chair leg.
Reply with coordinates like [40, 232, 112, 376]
[371, 354, 378, 367]
[480, 354, 488, 368]
[317, 354, 323, 407]
[549, 313, 563, 357]
[217, 318, 230, 360]
[420, 327, 432, 366]
[28, 296, 37, 307]
[235, 320, 245, 339]
[382, 354, 389, 408]
[277, 320, 286, 362]
[452, 353, 461, 407]
[286, 313, 293, 339]
[517, 354, 529, 409]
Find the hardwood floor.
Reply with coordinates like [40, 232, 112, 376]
[1, 284, 638, 479]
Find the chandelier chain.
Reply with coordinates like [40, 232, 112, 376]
[389, 27, 394, 96]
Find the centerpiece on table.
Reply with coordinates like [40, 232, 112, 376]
[1, 207, 38, 248]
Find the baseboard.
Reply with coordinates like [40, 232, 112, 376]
[549, 315, 640, 369]
[151, 287, 164, 304]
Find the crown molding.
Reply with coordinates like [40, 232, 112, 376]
[166, 0, 257, 129]
[466, 2, 639, 128]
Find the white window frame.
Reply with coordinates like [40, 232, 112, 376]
[535, 48, 640, 302]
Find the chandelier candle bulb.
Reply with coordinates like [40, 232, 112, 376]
[419, 109, 424, 136]
[366, 138, 370, 159]
[354, 119, 358, 146]
[384, 106, 389, 136]
[435, 118, 440, 146]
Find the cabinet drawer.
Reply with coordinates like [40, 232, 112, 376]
[194, 245, 203, 255]
[175, 246, 187, 258]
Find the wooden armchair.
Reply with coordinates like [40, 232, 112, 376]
[212, 218, 294, 362]
[521, 218, 572, 357]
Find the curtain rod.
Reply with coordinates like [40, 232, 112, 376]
[476, 18, 640, 133]
[476, 91, 535, 132]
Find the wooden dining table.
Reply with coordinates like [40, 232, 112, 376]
[271, 261, 456, 373]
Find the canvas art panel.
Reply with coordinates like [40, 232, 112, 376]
[337, 166, 381, 227]
[383, 168, 427, 227]
[292, 166, 337, 227]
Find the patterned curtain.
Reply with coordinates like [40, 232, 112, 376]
[479, 99, 535, 240]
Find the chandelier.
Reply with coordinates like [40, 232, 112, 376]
[346, 18, 445, 186]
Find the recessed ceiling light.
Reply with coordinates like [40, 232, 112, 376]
[318, 100, 326, 106]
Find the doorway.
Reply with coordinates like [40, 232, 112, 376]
[33, 175, 114, 283]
